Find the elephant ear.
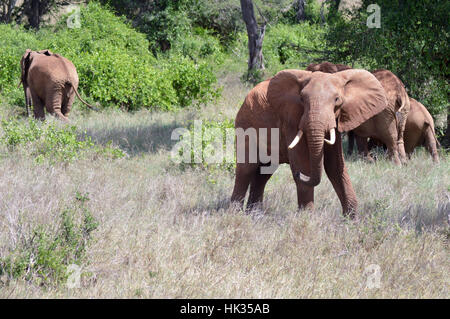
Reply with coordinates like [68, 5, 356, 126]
[267, 69, 312, 109]
[20, 49, 32, 84]
[336, 69, 388, 132]
[38, 49, 53, 56]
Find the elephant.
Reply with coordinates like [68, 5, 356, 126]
[306, 62, 410, 165]
[19, 49, 97, 121]
[356, 98, 440, 162]
[348, 98, 440, 163]
[404, 98, 440, 162]
[306, 61, 352, 73]
[230, 69, 388, 217]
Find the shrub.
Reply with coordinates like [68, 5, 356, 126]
[173, 27, 224, 63]
[0, 2, 220, 111]
[0, 193, 98, 287]
[168, 55, 221, 107]
[0, 24, 40, 100]
[1, 119, 125, 163]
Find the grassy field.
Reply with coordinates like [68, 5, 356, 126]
[0, 74, 449, 298]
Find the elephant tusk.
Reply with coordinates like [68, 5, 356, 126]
[324, 128, 336, 145]
[288, 130, 303, 149]
[299, 172, 310, 182]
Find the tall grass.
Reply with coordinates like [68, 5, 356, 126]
[0, 75, 448, 298]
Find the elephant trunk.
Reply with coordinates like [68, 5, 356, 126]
[299, 126, 325, 187]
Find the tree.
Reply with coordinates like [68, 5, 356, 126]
[16, 0, 62, 30]
[240, 0, 267, 81]
[294, 0, 306, 22]
[326, 0, 449, 144]
[0, 0, 18, 23]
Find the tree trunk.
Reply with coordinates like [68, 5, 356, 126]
[445, 109, 450, 148]
[295, 0, 306, 22]
[29, 0, 40, 29]
[1, 0, 17, 23]
[6, 0, 17, 23]
[240, 0, 266, 74]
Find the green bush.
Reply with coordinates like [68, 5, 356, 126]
[168, 55, 221, 107]
[263, 22, 327, 70]
[281, 0, 323, 24]
[0, 193, 98, 287]
[173, 27, 224, 63]
[0, 2, 220, 111]
[0, 25, 40, 98]
[326, 0, 449, 120]
[1, 119, 125, 163]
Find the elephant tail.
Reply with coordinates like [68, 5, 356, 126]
[67, 82, 99, 111]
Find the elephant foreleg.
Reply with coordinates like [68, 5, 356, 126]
[324, 132, 357, 218]
[396, 109, 409, 164]
[294, 181, 314, 211]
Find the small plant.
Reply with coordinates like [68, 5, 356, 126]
[0, 193, 98, 287]
[1, 119, 125, 164]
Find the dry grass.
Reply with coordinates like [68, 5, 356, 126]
[0, 75, 449, 298]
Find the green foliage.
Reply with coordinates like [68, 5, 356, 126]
[0, 193, 98, 286]
[280, 0, 323, 24]
[169, 55, 221, 107]
[263, 22, 327, 70]
[173, 118, 235, 172]
[0, 2, 220, 111]
[326, 0, 449, 119]
[1, 119, 125, 163]
[184, 0, 243, 44]
[173, 27, 224, 64]
[0, 24, 40, 98]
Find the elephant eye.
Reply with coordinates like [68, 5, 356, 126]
[335, 96, 343, 106]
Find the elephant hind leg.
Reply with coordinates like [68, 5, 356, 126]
[62, 91, 75, 117]
[30, 92, 45, 120]
[231, 163, 259, 209]
[355, 135, 375, 163]
[46, 91, 68, 122]
[424, 126, 439, 163]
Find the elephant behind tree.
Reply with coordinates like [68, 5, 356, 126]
[231, 69, 388, 217]
[20, 49, 97, 121]
[306, 62, 411, 165]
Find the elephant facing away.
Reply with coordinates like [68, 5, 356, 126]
[306, 62, 411, 165]
[231, 69, 388, 217]
[403, 98, 439, 162]
[20, 49, 97, 121]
